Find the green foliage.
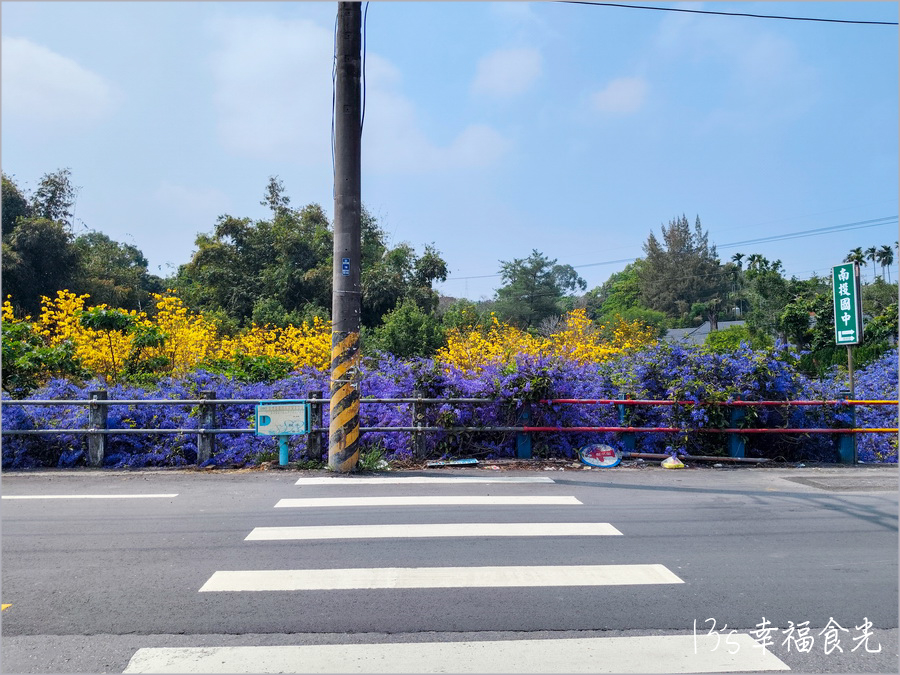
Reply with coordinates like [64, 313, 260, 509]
[176, 180, 447, 331]
[585, 261, 644, 317]
[3, 217, 81, 315]
[704, 325, 772, 353]
[864, 303, 898, 345]
[250, 297, 309, 329]
[73, 231, 163, 311]
[1, 321, 88, 397]
[797, 342, 894, 379]
[199, 353, 293, 383]
[122, 325, 171, 384]
[2, 172, 30, 238]
[356, 444, 389, 472]
[368, 298, 445, 358]
[361, 241, 448, 327]
[639, 215, 731, 327]
[862, 278, 898, 316]
[741, 256, 793, 339]
[494, 249, 586, 329]
[439, 298, 489, 331]
[2, 170, 163, 316]
[78, 306, 136, 333]
[29, 168, 78, 227]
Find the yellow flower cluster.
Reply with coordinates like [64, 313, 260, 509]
[437, 309, 657, 373]
[218, 317, 331, 371]
[28, 290, 140, 379]
[152, 294, 220, 373]
[5, 290, 332, 380]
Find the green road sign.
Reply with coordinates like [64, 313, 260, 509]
[832, 263, 862, 346]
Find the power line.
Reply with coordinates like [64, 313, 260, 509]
[445, 216, 899, 281]
[717, 217, 898, 250]
[557, 1, 898, 26]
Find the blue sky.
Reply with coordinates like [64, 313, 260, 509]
[2, 1, 897, 300]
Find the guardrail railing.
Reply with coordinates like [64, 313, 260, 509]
[2, 392, 896, 467]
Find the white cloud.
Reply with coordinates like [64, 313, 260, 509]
[208, 14, 510, 173]
[591, 77, 648, 114]
[207, 16, 334, 163]
[0, 37, 117, 128]
[472, 47, 542, 97]
[362, 54, 511, 173]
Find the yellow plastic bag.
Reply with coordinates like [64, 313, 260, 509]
[661, 456, 685, 469]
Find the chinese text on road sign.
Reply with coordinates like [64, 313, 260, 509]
[832, 263, 862, 346]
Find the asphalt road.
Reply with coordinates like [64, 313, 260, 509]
[1, 464, 897, 673]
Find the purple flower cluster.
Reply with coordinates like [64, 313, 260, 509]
[2, 347, 896, 468]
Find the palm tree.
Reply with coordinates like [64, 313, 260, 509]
[731, 252, 744, 269]
[746, 253, 766, 271]
[865, 246, 878, 281]
[844, 247, 866, 269]
[877, 244, 895, 283]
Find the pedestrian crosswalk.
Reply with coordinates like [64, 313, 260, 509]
[123, 473, 791, 673]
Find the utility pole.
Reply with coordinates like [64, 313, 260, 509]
[329, 2, 362, 472]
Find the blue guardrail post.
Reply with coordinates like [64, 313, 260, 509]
[837, 391, 856, 464]
[728, 402, 746, 458]
[617, 403, 635, 452]
[516, 402, 532, 459]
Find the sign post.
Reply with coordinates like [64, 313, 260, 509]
[255, 400, 311, 466]
[831, 263, 862, 465]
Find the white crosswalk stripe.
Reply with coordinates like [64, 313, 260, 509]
[275, 495, 581, 507]
[199, 564, 683, 591]
[245, 522, 622, 540]
[123, 634, 790, 673]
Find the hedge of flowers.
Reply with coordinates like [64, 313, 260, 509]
[5, 290, 332, 380]
[2, 342, 896, 469]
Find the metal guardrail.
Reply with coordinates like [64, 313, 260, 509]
[2, 392, 897, 466]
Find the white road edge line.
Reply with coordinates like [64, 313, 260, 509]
[245, 522, 623, 540]
[274, 496, 582, 508]
[199, 564, 683, 591]
[1, 494, 179, 500]
[123, 634, 790, 673]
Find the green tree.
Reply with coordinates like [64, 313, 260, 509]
[439, 298, 489, 332]
[2, 173, 31, 238]
[704, 324, 772, 353]
[585, 261, 645, 320]
[862, 278, 899, 316]
[361, 241, 448, 327]
[73, 231, 163, 310]
[1, 319, 88, 396]
[865, 246, 878, 282]
[493, 250, 586, 329]
[175, 179, 448, 329]
[2, 218, 81, 315]
[639, 215, 729, 327]
[367, 298, 445, 358]
[876, 244, 894, 283]
[741, 257, 794, 340]
[844, 247, 866, 270]
[30, 168, 78, 228]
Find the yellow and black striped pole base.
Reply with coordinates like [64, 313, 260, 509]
[328, 330, 361, 472]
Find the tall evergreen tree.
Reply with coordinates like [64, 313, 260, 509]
[639, 215, 728, 327]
